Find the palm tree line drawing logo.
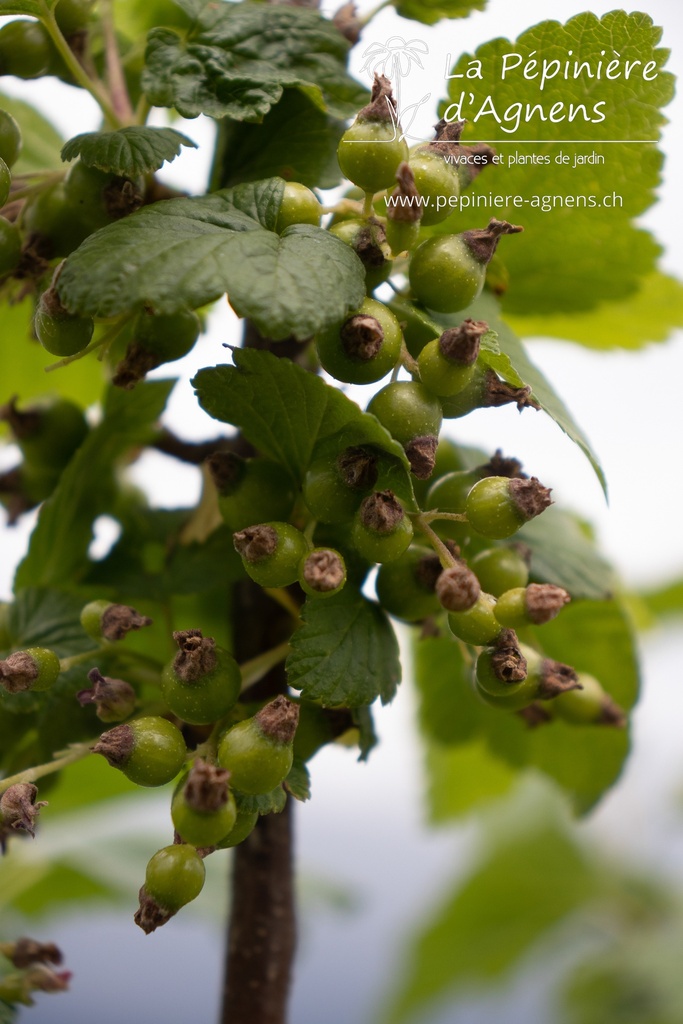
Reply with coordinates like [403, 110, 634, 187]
[356, 36, 432, 143]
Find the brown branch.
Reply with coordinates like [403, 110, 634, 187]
[221, 801, 296, 1024]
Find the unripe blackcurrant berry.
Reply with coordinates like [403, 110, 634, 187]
[80, 599, 152, 642]
[409, 219, 523, 314]
[417, 320, 487, 397]
[375, 545, 443, 622]
[113, 309, 201, 389]
[34, 278, 94, 358]
[385, 162, 422, 256]
[207, 452, 296, 532]
[161, 629, 241, 726]
[0, 647, 60, 694]
[92, 716, 187, 787]
[233, 522, 310, 588]
[0, 395, 88, 472]
[275, 182, 321, 232]
[0, 110, 22, 168]
[466, 476, 552, 539]
[470, 546, 530, 597]
[303, 443, 378, 524]
[435, 561, 481, 612]
[408, 119, 464, 226]
[475, 629, 529, 698]
[329, 218, 393, 291]
[171, 759, 237, 847]
[552, 672, 626, 727]
[367, 381, 442, 480]
[337, 74, 408, 194]
[298, 548, 347, 598]
[217, 696, 299, 795]
[0, 216, 21, 277]
[351, 490, 413, 563]
[447, 592, 501, 645]
[215, 806, 259, 848]
[316, 297, 402, 385]
[494, 583, 570, 628]
[135, 844, 206, 933]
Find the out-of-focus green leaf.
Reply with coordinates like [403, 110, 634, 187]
[14, 380, 175, 591]
[394, 0, 485, 26]
[0, 92, 63, 173]
[636, 577, 683, 622]
[383, 822, 596, 1023]
[8, 861, 121, 916]
[426, 740, 516, 821]
[519, 507, 616, 600]
[508, 273, 683, 350]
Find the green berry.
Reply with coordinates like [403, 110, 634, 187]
[447, 592, 501, 645]
[161, 629, 241, 726]
[409, 221, 522, 313]
[0, 646, 60, 694]
[552, 672, 626, 727]
[303, 443, 378, 524]
[80, 599, 152, 642]
[466, 476, 552, 540]
[0, 110, 21, 168]
[92, 716, 187, 787]
[329, 218, 393, 291]
[54, 0, 93, 35]
[408, 148, 460, 226]
[315, 297, 402, 385]
[64, 161, 142, 233]
[34, 303, 94, 358]
[367, 381, 442, 447]
[0, 216, 21, 276]
[385, 216, 420, 257]
[351, 489, 413, 563]
[215, 806, 259, 848]
[417, 320, 487, 397]
[217, 696, 299, 795]
[276, 182, 321, 232]
[133, 308, 201, 363]
[491, 587, 528, 629]
[0, 21, 54, 79]
[144, 844, 205, 912]
[233, 522, 310, 588]
[4, 396, 88, 471]
[425, 467, 482, 541]
[208, 453, 296, 532]
[171, 761, 237, 847]
[470, 547, 529, 597]
[23, 183, 88, 257]
[375, 544, 442, 622]
[337, 121, 408, 195]
[298, 547, 347, 598]
[0, 157, 11, 208]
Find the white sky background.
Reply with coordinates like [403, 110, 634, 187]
[2, 4, 683, 1022]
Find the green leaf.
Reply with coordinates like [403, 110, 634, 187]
[61, 126, 197, 177]
[384, 822, 596, 1024]
[215, 90, 345, 190]
[4, 588, 92, 658]
[193, 348, 411, 487]
[414, 635, 480, 746]
[519, 506, 617, 601]
[284, 758, 311, 802]
[440, 12, 674, 314]
[394, 0, 485, 26]
[2, 859, 120, 916]
[14, 380, 175, 591]
[0, 0, 42, 16]
[234, 784, 287, 816]
[287, 589, 401, 707]
[57, 179, 366, 340]
[638, 577, 683, 621]
[507, 272, 683, 351]
[426, 740, 516, 821]
[0, 300, 103, 416]
[352, 705, 377, 761]
[437, 293, 607, 496]
[142, 3, 367, 122]
[0, 92, 63, 174]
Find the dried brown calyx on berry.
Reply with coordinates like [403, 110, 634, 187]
[77, 667, 136, 722]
